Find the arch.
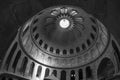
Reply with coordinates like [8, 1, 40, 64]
[36, 66, 42, 77]
[45, 68, 50, 77]
[97, 58, 115, 80]
[86, 66, 92, 79]
[20, 57, 28, 75]
[5, 42, 18, 70]
[29, 62, 35, 77]
[112, 40, 120, 71]
[61, 70, 66, 80]
[78, 69, 83, 80]
[71, 70, 75, 80]
[12, 50, 21, 72]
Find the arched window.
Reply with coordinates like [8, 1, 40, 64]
[36, 66, 42, 77]
[29, 62, 35, 77]
[71, 70, 75, 80]
[20, 57, 28, 75]
[112, 40, 120, 71]
[78, 69, 83, 80]
[61, 70, 66, 80]
[97, 58, 115, 80]
[12, 50, 21, 72]
[86, 66, 92, 79]
[5, 42, 18, 70]
[45, 68, 50, 77]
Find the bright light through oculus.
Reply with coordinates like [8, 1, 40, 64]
[59, 19, 70, 29]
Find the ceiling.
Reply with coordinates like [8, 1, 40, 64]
[0, 0, 120, 58]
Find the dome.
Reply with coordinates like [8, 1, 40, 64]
[1, 5, 118, 80]
[20, 5, 108, 68]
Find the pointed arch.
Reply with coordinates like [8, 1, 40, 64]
[97, 58, 115, 80]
